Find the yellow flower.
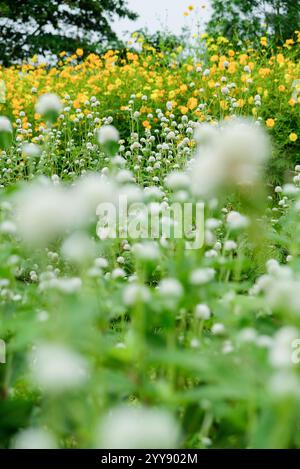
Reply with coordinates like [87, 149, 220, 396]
[266, 118, 275, 128]
[179, 106, 188, 115]
[285, 38, 294, 46]
[187, 97, 198, 110]
[289, 133, 298, 142]
[143, 120, 151, 129]
[277, 54, 285, 64]
[278, 85, 285, 92]
[260, 37, 267, 47]
[76, 48, 84, 56]
[188, 5, 194, 11]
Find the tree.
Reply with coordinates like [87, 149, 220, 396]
[0, 0, 138, 65]
[207, 0, 300, 44]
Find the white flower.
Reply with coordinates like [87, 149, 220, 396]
[222, 340, 233, 354]
[189, 268, 215, 285]
[77, 173, 117, 213]
[195, 303, 211, 320]
[194, 123, 218, 147]
[123, 284, 150, 306]
[97, 125, 119, 144]
[165, 171, 190, 191]
[115, 169, 134, 184]
[238, 327, 257, 343]
[190, 338, 200, 348]
[14, 182, 79, 245]
[0, 116, 12, 133]
[266, 258, 281, 275]
[0, 220, 16, 234]
[144, 186, 163, 200]
[30, 343, 88, 392]
[111, 268, 126, 279]
[283, 183, 299, 196]
[256, 335, 273, 348]
[97, 406, 180, 449]
[39, 277, 82, 294]
[269, 327, 298, 368]
[22, 142, 41, 157]
[264, 276, 300, 314]
[12, 428, 57, 449]
[133, 241, 160, 261]
[206, 218, 221, 230]
[94, 257, 109, 269]
[211, 323, 225, 335]
[61, 232, 95, 264]
[269, 370, 300, 397]
[190, 118, 270, 196]
[35, 93, 62, 117]
[119, 184, 143, 203]
[226, 211, 249, 229]
[158, 278, 183, 299]
[224, 240, 237, 251]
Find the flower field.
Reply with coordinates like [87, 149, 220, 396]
[0, 31, 300, 449]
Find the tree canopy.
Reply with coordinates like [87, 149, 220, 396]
[0, 0, 137, 65]
[207, 0, 300, 44]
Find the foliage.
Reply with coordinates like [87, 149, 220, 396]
[0, 0, 137, 66]
[208, 0, 300, 45]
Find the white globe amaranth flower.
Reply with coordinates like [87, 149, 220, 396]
[143, 186, 163, 201]
[12, 428, 57, 449]
[0, 115, 12, 133]
[97, 406, 181, 449]
[97, 125, 120, 145]
[211, 323, 226, 335]
[0, 115, 13, 149]
[14, 181, 82, 245]
[0, 220, 16, 235]
[165, 171, 190, 191]
[224, 240, 237, 251]
[226, 211, 249, 230]
[195, 303, 211, 320]
[189, 268, 215, 285]
[111, 267, 126, 279]
[77, 173, 117, 213]
[39, 276, 82, 294]
[256, 262, 300, 314]
[269, 327, 299, 368]
[158, 278, 183, 299]
[132, 241, 160, 262]
[61, 232, 95, 265]
[269, 370, 300, 398]
[35, 93, 62, 121]
[194, 122, 219, 147]
[30, 343, 88, 392]
[123, 283, 150, 306]
[22, 142, 41, 158]
[190, 118, 270, 196]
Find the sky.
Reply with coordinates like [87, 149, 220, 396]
[113, 0, 212, 38]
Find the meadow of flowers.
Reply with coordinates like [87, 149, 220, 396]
[0, 31, 300, 449]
